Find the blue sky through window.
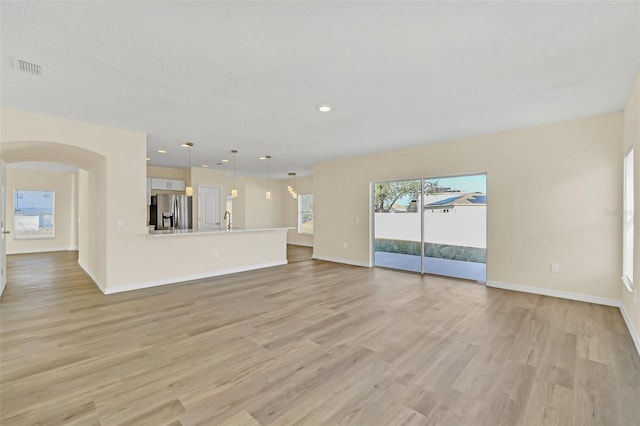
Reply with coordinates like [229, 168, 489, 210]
[427, 174, 486, 194]
[14, 190, 54, 214]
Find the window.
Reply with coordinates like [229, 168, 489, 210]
[14, 189, 55, 239]
[623, 148, 634, 289]
[298, 194, 313, 235]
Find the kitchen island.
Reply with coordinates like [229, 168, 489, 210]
[105, 227, 292, 294]
[147, 226, 291, 237]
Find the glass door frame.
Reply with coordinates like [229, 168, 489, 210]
[370, 172, 488, 282]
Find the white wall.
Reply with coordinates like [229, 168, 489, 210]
[5, 168, 78, 254]
[314, 112, 623, 302]
[231, 176, 284, 229]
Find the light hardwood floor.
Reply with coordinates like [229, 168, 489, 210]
[1, 249, 639, 425]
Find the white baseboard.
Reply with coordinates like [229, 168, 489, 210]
[103, 260, 288, 294]
[312, 254, 371, 268]
[487, 280, 639, 356]
[8, 246, 78, 255]
[619, 303, 640, 357]
[288, 242, 313, 248]
[68, 246, 78, 251]
[486, 280, 620, 307]
[77, 259, 106, 293]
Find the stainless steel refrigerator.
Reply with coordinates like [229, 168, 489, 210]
[150, 194, 192, 230]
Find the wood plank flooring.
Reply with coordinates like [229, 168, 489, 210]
[1, 248, 638, 425]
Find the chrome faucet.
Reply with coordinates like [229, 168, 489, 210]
[223, 211, 231, 230]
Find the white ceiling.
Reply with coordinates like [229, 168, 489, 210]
[1, 1, 638, 178]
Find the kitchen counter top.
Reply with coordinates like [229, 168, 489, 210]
[147, 227, 293, 238]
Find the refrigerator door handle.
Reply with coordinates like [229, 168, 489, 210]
[174, 196, 180, 229]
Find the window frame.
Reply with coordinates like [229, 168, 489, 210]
[622, 147, 634, 291]
[297, 193, 313, 235]
[13, 189, 56, 240]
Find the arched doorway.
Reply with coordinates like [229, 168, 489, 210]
[0, 141, 106, 297]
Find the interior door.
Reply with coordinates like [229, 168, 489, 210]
[198, 186, 221, 230]
[1, 156, 7, 296]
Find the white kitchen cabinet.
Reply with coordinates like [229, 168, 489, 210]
[150, 178, 186, 191]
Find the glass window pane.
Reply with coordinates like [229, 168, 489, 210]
[373, 179, 422, 273]
[298, 194, 313, 234]
[14, 189, 55, 239]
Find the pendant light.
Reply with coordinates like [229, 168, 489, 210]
[184, 142, 194, 196]
[265, 155, 272, 200]
[231, 149, 238, 198]
[288, 172, 297, 199]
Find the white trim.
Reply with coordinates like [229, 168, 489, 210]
[619, 302, 640, 357]
[312, 254, 371, 268]
[8, 246, 79, 255]
[287, 242, 313, 248]
[103, 260, 288, 294]
[487, 280, 640, 356]
[78, 259, 106, 293]
[486, 280, 620, 306]
[621, 275, 634, 293]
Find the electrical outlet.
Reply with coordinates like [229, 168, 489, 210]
[343, 242, 348, 249]
[214, 249, 220, 258]
[550, 263, 560, 273]
[355, 216, 360, 223]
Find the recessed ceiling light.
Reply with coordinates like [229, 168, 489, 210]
[145, 157, 151, 161]
[221, 159, 229, 163]
[202, 164, 208, 168]
[158, 150, 167, 154]
[180, 143, 189, 147]
[259, 156, 267, 160]
[318, 104, 332, 112]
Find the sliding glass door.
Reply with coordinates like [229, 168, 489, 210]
[373, 179, 422, 273]
[423, 175, 486, 282]
[373, 174, 487, 282]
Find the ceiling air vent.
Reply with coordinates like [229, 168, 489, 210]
[16, 59, 41, 76]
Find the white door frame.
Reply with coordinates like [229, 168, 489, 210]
[1, 156, 7, 297]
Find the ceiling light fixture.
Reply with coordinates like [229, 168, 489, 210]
[146, 157, 151, 161]
[184, 142, 194, 196]
[288, 172, 297, 199]
[180, 143, 190, 147]
[231, 150, 238, 198]
[158, 150, 167, 154]
[265, 156, 272, 200]
[318, 104, 332, 112]
[221, 159, 229, 163]
[202, 164, 208, 168]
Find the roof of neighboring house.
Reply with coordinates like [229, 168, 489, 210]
[425, 193, 486, 209]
